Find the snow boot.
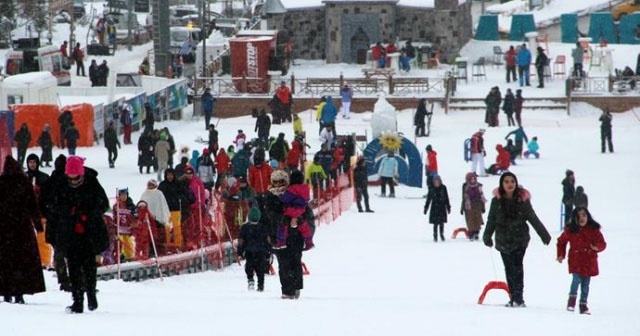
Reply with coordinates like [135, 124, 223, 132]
[567, 295, 577, 312]
[87, 291, 98, 311]
[579, 302, 590, 315]
[365, 209, 374, 213]
[14, 295, 25, 304]
[66, 292, 84, 314]
[3, 295, 11, 303]
[248, 280, 255, 291]
[294, 290, 301, 299]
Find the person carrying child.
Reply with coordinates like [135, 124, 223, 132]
[274, 170, 314, 250]
[556, 207, 606, 315]
[237, 206, 271, 292]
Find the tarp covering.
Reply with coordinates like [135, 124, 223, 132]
[11, 104, 60, 148]
[509, 14, 536, 41]
[561, 13, 579, 43]
[476, 15, 500, 41]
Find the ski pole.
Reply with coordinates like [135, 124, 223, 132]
[145, 215, 164, 281]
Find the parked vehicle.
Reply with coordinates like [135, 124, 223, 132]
[170, 27, 203, 62]
[4, 38, 71, 86]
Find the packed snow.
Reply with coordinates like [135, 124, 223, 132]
[1, 0, 639, 334]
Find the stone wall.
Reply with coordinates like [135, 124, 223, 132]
[267, 1, 472, 64]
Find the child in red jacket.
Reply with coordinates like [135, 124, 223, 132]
[556, 206, 607, 315]
[486, 144, 511, 175]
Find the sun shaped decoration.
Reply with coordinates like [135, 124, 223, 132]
[378, 132, 402, 152]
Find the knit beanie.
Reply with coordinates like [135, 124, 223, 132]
[248, 206, 261, 223]
[65, 156, 85, 176]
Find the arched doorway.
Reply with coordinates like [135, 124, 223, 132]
[350, 27, 370, 64]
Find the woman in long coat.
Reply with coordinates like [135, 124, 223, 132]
[424, 175, 451, 242]
[0, 156, 46, 304]
[37, 124, 54, 167]
[138, 129, 155, 174]
[460, 172, 486, 240]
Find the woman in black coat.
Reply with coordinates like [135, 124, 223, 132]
[423, 175, 451, 242]
[37, 124, 54, 167]
[0, 156, 46, 304]
[138, 129, 155, 174]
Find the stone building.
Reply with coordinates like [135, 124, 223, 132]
[262, 0, 472, 63]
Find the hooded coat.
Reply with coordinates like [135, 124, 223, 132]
[320, 96, 338, 124]
[483, 187, 551, 253]
[37, 127, 54, 163]
[424, 181, 451, 224]
[0, 157, 46, 297]
[556, 213, 606, 277]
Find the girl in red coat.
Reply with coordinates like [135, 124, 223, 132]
[556, 206, 607, 315]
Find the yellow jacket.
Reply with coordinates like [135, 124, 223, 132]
[315, 101, 326, 121]
[293, 117, 303, 135]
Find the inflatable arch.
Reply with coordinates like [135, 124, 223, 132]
[362, 135, 423, 188]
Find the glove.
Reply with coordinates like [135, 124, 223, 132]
[423, 207, 427, 215]
[482, 150, 487, 157]
[542, 234, 551, 246]
[460, 209, 464, 215]
[447, 207, 451, 214]
[483, 238, 493, 248]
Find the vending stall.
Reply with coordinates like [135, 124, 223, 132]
[229, 35, 275, 93]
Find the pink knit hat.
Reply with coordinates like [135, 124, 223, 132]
[65, 156, 86, 176]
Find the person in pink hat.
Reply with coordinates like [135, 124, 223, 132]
[52, 156, 109, 313]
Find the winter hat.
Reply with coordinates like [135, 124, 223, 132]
[289, 170, 304, 185]
[248, 206, 261, 223]
[270, 169, 289, 185]
[269, 158, 279, 169]
[566, 169, 574, 177]
[537, 46, 544, 52]
[147, 179, 158, 187]
[203, 148, 210, 155]
[184, 166, 195, 174]
[426, 145, 433, 152]
[65, 156, 85, 176]
[27, 153, 40, 164]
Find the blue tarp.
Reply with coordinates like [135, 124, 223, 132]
[561, 13, 579, 43]
[509, 14, 536, 41]
[476, 15, 500, 41]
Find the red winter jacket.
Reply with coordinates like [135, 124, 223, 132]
[495, 145, 510, 170]
[286, 141, 302, 168]
[505, 48, 517, 67]
[557, 226, 606, 277]
[427, 150, 438, 173]
[215, 150, 231, 175]
[249, 163, 272, 194]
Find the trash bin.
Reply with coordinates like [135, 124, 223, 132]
[192, 95, 202, 118]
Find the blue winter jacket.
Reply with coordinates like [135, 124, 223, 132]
[506, 127, 529, 143]
[321, 96, 338, 124]
[202, 91, 215, 114]
[340, 87, 353, 103]
[516, 48, 532, 67]
[378, 156, 398, 178]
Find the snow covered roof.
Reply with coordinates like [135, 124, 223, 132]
[1, 71, 57, 88]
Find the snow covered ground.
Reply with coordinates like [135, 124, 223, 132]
[1, 1, 640, 334]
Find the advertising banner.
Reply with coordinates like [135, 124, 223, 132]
[229, 36, 274, 93]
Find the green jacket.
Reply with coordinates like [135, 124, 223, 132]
[483, 188, 551, 253]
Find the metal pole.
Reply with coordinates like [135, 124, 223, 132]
[202, 0, 207, 80]
[127, 0, 133, 51]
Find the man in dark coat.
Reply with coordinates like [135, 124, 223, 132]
[268, 133, 289, 164]
[14, 122, 31, 168]
[143, 103, 155, 133]
[50, 156, 109, 313]
[58, 110, 73, 148]
[97, 60, 109, 86]
[353, 157, 373, 213]
[255, 109, 271, 147]
[201, 87, 216, 130]
[414, 98, 428, 137]
[562, 169, 576, 226]
[599, 107, 613, 153]
[0, 156, 46, 304]
[104, 121, 120, 168]
[63, 122, 80, 156]
[534, 46, 549, 88]
[158, 168, 192, 250]
[88, 60, 99, 87]
[484, 87, 501, 127]
[26, 153, 50, 186]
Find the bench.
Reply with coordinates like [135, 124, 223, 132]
[303, 78, 342, 95]
[346, 78, 380, 94]
[392, 77, 430, 94]
[361, 68, 395, 79]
